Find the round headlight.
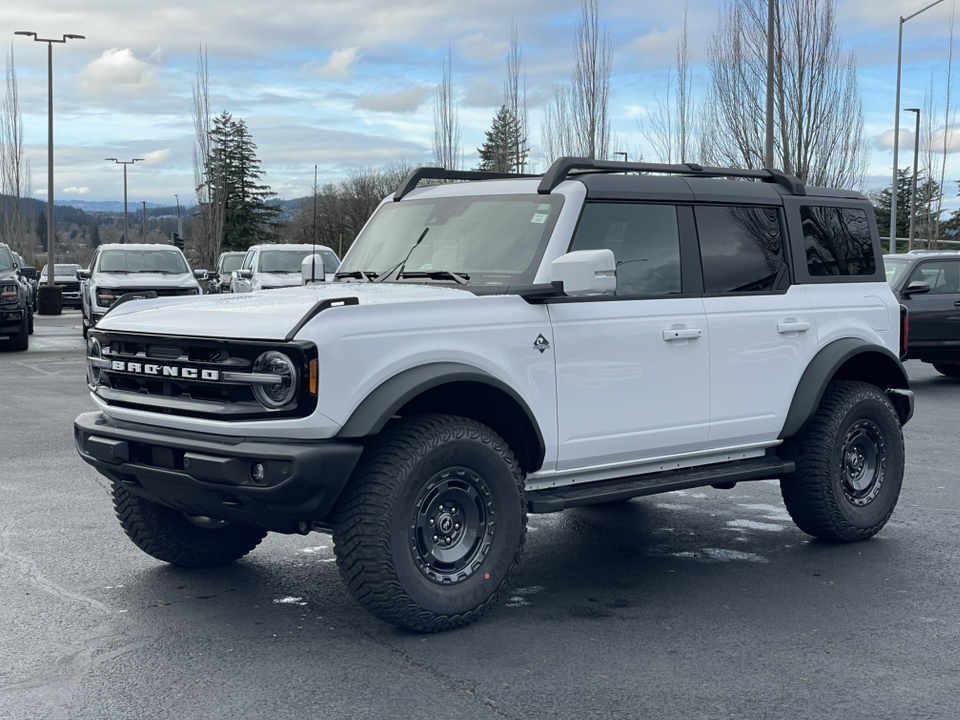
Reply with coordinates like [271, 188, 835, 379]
[87, 337, 103, 389]
[252, 351, 297, 409]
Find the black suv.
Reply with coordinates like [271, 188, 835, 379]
[0, 243, 33, 351]
[884, 251, 960, 376]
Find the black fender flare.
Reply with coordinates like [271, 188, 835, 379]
[336, 362, 546, 465]
[779, 338, 910, 439]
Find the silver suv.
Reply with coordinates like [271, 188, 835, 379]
[232, 243, 339, 292]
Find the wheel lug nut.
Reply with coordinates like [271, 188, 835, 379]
[454, 523, 460, 530]
[433, 535, 438, 542]
[451, 507, 458, 515]
[445, 536, 451, 544]
[429, 518, 435, 526]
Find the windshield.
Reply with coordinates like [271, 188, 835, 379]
[54, 264, 80, 275]
[883, 257, 911, 287]
[97, 249, 189, 274]
[0, 247, 12, 271]
[339, 195, 564, 285]
[259, 249, 338, 274]
[221, 254, 245, 273]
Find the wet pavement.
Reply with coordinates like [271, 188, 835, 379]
[1, 313, 958, 719]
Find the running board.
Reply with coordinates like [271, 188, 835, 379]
[526, 457, 794, 513]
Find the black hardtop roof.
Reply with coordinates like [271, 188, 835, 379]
[394, 157, 867, 205]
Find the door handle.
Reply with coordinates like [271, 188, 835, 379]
[663, 328, 702, 341]
[954, 300, 960, 307]
[777, 321, 811, 334]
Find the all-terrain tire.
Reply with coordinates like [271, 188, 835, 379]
[112, 481, 266, 567]
[7, 315, 28, 351]
[932, 362, 960, 378]
[779, 381, 904, 542]
[27, 311, 33, 335]
[332, 414, 527, 632]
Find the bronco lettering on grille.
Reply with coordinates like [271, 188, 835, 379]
[109, 360, 220, 381]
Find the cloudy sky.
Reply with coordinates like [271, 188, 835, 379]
[3, 0, 959, 205]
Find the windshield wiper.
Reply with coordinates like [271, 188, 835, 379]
[397, 270, 470, 285]
[375, 228, 429, 283]
[334, 270, 379, 281]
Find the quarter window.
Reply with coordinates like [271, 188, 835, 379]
[696, 206, 785, 293]
[570, 203, 682, 296]
[801, 206, 876, 276]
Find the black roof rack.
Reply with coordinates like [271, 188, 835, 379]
[393, 167, 539, 201]
[537, 157, 806, 196]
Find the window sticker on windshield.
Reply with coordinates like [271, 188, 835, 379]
[537, 204, 552, 211]
[531, 213, 549, 224]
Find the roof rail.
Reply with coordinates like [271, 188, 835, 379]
[394, 167, 540, 201]
[537, 157, 806, 196]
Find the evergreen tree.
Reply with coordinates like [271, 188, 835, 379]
[206, 112, 282, 251]
[36, 211, 47, 251]
[89, 223, 100, 248]
[872, 169, 942, 246]
[476, 105, 527, 173]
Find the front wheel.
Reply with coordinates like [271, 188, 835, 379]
[333, 415, 527, 632]
[779, 381, 904, 542]
[112, 481, 266, 567]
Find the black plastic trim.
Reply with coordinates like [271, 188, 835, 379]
[336, 362, 546, 468]
[393, 167, 539, 201]
[285, 296, 359, 341]
[779, 338, 911, 438]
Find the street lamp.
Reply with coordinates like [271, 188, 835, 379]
[14, 31, 84, 306]
[905, 108, 921, 251]
[765, 0, 775, 170]
[105, 158, 144, 244]
[890, 0, 946, 254]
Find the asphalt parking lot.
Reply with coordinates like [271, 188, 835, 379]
[1, 310, 958, 719]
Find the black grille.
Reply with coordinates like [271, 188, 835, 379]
[57, 281, 81, 293]
[90, 330, 317, 421]
[100, 287, 195, 306]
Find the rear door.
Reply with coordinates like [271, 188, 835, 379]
[902, 258, 960, 359]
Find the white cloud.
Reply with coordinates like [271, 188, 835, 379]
[141, 149, 172, 166]
[306, 48, 361, 80]
[458, 34, 510, 63]
[63, 187, 91, 195]
[874, 126, 960, 154]
[354, 87, 432, 113]
[79, 48, 158, 96]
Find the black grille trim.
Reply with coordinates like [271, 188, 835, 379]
[90, 330, 318, 421]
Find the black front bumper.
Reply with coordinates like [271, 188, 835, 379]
[74, 411, 363, 533]
[0, 306, 24, 333]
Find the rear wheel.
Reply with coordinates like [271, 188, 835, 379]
[5, 314, 28, 351]
[333, 415, 526, 632]
[932, 362, 960, 378]
[779, 381, 903, 542]
[112, 481, 266, 567]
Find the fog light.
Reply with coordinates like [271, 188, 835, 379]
[251, 463, 265, 483]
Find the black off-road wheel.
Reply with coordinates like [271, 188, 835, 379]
[27, 310, 33, 335]
[5, 314, 28, 351]
[112, 481, 266, 567]
[779, 381, 904, 542]
[332, 415, 527, 632]
[932, 362, 960, 378]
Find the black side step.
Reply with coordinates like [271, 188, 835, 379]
[526, 456, 794, 513]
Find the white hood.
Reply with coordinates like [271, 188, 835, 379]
[254, 272, 300, 288]
[97, 272, 199, 290]
[96, 282, 475, 340]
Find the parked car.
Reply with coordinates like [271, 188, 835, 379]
[884, 250, 960, 376]
[78, 243, 206, 338]
[76, 158, 911, 632]
[0, 243, 33, 350]
[12, 252, 37, 310]
[207, 251, 246, 294]
[231, 243, 339, 293]
[38, 263, 82, 308]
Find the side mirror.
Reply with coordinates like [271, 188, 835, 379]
[301, 254, 327, 285]
[549, 249, 617, 296]
[208, 271, 219, 280]
[20, 267, 37, 279]
[237, 268, 253, 280]
[903, 280, 931, 296]
[193, 269, 208, 281]
[76, 269, 91, 280]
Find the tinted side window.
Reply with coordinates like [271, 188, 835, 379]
[696, 206, 785, 293]
[908, 260, 960, 294]
[801, 206, 876, 277]
[570, 203, 681, 296]
[241, 250, 255, 269]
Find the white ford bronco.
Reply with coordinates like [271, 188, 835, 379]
[75, 158, 913, 632]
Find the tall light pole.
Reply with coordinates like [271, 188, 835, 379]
[765, 0, 775, 169]
[905, 108, 921, 251]
[105, 158, 144, 244]
[891, 0, 946, 254]
[14, 31, 84, 302]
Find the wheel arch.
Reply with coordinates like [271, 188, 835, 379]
[780, 338, 911, 439]
[336, 362, 546, 473]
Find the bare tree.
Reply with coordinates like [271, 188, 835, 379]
[641, 7, 695, 163]
[701, 0, 867, 188]
[539, 0, 613, 164]
[191, 45, 226, 269]
[504, 23, 530, 172]
[433, 48, 462, 170]
[1, 45, 31, 261]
